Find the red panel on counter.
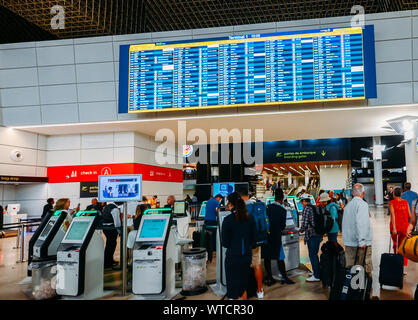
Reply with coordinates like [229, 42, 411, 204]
[47, 163, 183, 183]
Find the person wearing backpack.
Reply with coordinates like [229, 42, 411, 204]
[318, 193, 340, 242]
[238, 189, 267, 299]
[299, 194, 323, 282]
[222, 192, 256, 300]
[262, 189, 295, 286]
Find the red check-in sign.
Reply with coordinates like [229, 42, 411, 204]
[47, 163, 183, 183]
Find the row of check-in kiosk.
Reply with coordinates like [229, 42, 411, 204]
[26, 195, 313, 300]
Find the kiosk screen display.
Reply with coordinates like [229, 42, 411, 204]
[213, 182, 235, 197]
[174, 202, 185, 215]
[65, 221, 91, 241]
[40, 220, 55, 238]
[139, 219, 168, 240]
[99, 174, 142, 202]
[198, 205, 206, 218]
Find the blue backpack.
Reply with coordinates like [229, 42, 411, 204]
[246, 201, 270, 246]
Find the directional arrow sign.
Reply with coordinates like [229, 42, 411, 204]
[321, 150, 326, 157]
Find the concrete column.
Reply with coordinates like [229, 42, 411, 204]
[373, 136, 384, 207]
[404, 124, 418, 191]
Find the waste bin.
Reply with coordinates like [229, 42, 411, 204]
[180, 247, 208, 296]
[29, 260, 57, 300]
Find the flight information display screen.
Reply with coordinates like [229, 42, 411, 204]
[120, 26, 376, 113]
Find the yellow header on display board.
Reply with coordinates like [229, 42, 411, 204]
[129, 27, 363, 52]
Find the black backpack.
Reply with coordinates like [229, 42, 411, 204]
[310, 204, 334, 235]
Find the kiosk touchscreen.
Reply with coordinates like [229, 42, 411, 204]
[294, 197, 304, 213]
[31, 210, 67, 260]
[210, 209, 232, 297]
[56, 215, 104, 299]
[173, 201, 186, 216]
[132, 213, 177, 298]
[309, 195, 316, 206]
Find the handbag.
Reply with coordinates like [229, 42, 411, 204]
[398, 231, 418, 263]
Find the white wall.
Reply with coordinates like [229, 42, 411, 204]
[319, 166, 349, 191]
[44, 131, 183, 217]
[1, 10, 418, 126]
[0, 126, 46, 177]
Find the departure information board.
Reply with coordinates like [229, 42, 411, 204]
[119, 25, 376, 113]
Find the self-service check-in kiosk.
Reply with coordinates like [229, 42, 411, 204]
[132, 213, 179, 299]
[28, 210, 67, 276]
[32, 210, 67, 260]
[56, 213, 104, 299]
[209, 209, 231, 297]
[272, 203, 301, 278]
[195, 202, 207, 230]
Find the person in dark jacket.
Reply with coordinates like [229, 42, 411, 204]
[262, 189, 295, 286]
[41, 198, 54, 219]
[222, 192, 256, 300]
[102, 202, 122, 269]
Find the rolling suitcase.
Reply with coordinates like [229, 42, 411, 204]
[379, 233, 404, 289]
[329, 247, 371, 301]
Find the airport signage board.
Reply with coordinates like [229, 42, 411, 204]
[98, 174, 142, 202]
[47, 163, 183, 183]
[80, 181, 98, 198]
[119, 25, 376, 113]
[0, 175, 48, 183]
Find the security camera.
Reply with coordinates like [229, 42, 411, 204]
[10, 149, 24, 162]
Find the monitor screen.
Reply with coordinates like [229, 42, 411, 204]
[40, 220, 55, 239]
[98, 174, 142, 202]
[139, 219, 168, 240]
[119, 26, 376, 114]
[295, 198, 304, 212]
[174, 202, 185, 215]
[198, 204, 206, 218]
[213, 182, 235, 197]
[285, 209, 295, 227]
[64, 221, 91, 242]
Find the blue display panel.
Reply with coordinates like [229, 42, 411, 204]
[213, 182, 235, 197]
[119, 25, 376, 113]
[139, 219, 168, 239]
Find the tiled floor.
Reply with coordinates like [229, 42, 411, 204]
[0, 206, 416, 300]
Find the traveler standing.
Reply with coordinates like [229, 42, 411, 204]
[318, 193, 339, 242]
[401, 182, 418, 213]
[222, 192, 256, 300]
[204, 194, 223, 256]
[86, 198, 99, 211]
[164, 195, 176, 211]
[389, 187, 413, 271]
[316, 190, 325, 206]
[102, 202, 122, 269]
[239, 189, 265, 298]
[53, 198, 74, 231]
[342, 184, 373, 276]
[262, 189, 295, 286]
[299, 194, 322, 282]
[42, 198, 54, 219]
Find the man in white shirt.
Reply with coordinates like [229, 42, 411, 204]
[342, 183, 373, 275]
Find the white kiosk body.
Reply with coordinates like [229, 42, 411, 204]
[56, 215, 104, 299]
[132, 213, 178, 299]
[209, 209, 231, 297]
[272, 204, 301, 278]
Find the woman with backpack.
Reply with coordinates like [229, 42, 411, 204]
[318, 193, 340, 242]
[222, 192, 256, 300]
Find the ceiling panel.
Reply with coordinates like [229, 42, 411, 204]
[1, 0, 417, 43]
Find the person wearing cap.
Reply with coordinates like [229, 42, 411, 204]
[204, 194, 223, 256]
[319, 192, 340, 242]
[299, 194, 322, 282]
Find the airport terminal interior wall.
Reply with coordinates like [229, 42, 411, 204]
[0, 130, 183, 217]
[0, 10, 418, 126]
[319, 165, 350, 191]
